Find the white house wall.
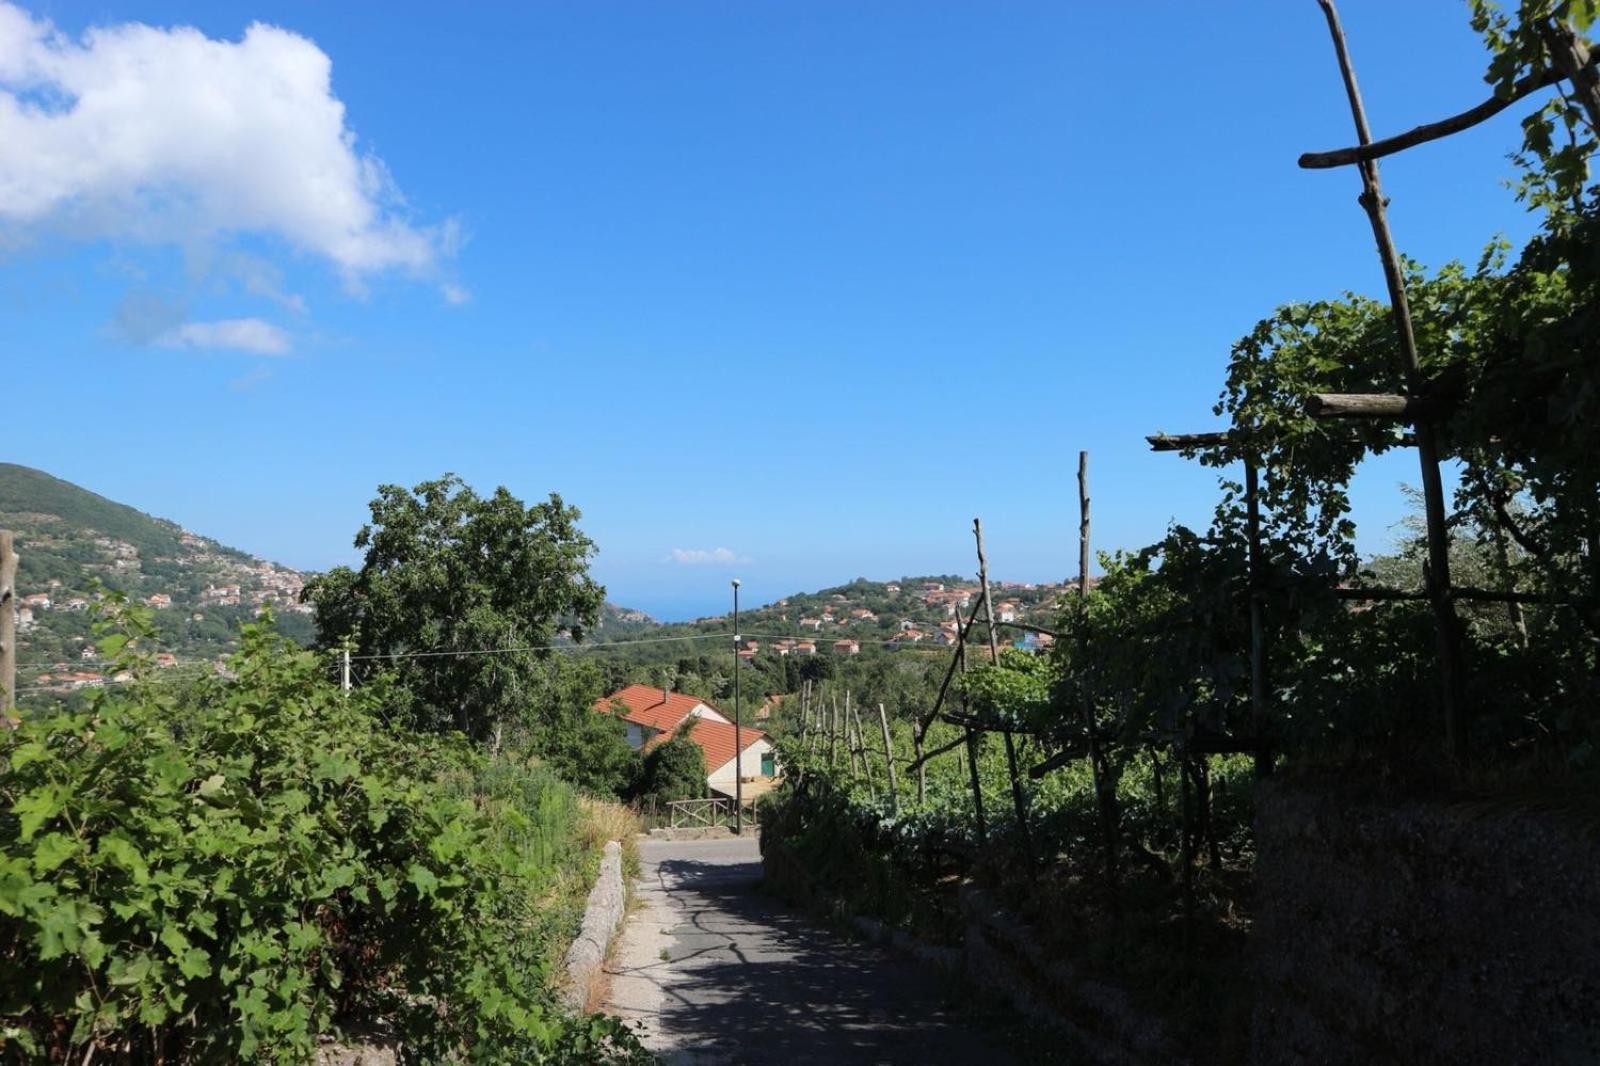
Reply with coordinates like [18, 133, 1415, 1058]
[707, 737, 776, 786]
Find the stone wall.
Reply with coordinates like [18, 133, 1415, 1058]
[562, 840, 625, 1012]
[1253, 779, 1600, 1064]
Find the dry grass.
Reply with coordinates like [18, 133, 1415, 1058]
[578, 797, 645, 879]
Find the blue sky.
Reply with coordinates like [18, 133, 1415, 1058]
[3, 2, 1547, 619]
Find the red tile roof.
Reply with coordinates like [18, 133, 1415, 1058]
[644, 715, 767, 773]
[593, 683, 713, 733]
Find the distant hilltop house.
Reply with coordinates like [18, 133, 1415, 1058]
[848, 608, 876, 621]
[794, 641, 817, 656]
[833, 639, 860, 655]
[799, 617, 823, 631]
[594, 684, 778, 800]
[145, 593, 173, 609]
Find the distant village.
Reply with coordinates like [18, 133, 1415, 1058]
[726, 577, 1090, 660]
[16, 530, 312, 694]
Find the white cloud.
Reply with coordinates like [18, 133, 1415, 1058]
[666, 547, 748, 566]
[157, 317, 289, 355]
[441, 282, 470, 306]
[0, 3, 450, 283]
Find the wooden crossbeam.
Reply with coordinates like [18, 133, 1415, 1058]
[1146, 431, 1232, 451]
[1305, 392, 1443, 420]
[1299, 56, 1597, 169]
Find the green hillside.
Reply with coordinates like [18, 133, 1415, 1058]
[0, 463, 185, 560]
[0, 464, 315, 678]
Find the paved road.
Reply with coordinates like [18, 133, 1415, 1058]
[605, 835, 1015, 1065]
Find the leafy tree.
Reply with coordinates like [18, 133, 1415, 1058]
[637, 723, 706, 804]
[303, 475, 604, 741]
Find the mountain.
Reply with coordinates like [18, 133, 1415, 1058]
[588, 574, 1072, 665]
[0, 463, 315, 679]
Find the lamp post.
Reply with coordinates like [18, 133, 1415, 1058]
[732, 579, 743, 834]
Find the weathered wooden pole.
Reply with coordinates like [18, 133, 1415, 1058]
[829, 693, 840, 768]
[0, 531, 16, 722]
[877, 702, 900, 811]
[1244, 454, 1272, 778]
[846, 690, 860, 777]
[956, 635, 987, 844]
[974, 518, 1033, 862]
[912, 730, 927, 805]
[1078, 452, 1117, 885]
[850, 695, 871, 790]
[1316, 0, 1469, 758]
[1180, 753, 1197, 964]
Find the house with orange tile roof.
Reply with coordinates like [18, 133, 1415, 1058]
[593, 684, 777, 797]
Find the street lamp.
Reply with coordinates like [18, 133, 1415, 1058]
[732, 579, 743, 834]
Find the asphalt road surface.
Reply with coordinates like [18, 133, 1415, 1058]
[605, 835, 1018, 1065]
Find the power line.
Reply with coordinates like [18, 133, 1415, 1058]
[345, 631, 738, 662]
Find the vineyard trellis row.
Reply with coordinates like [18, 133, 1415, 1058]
[785, 0, 1600, 965]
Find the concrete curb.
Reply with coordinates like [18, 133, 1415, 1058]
[562, 839, 625, 1012]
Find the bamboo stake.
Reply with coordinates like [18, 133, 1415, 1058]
[974, 518, 1033, 863]
[877, 703, 899, 811]
[1317, 0, 1469, 758]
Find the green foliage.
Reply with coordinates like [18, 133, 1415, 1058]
[0, 612, 644, 1063]
[303, 474, 605, 742]
[637, 726, 706, 805]
[1470, 0, 1599, 215]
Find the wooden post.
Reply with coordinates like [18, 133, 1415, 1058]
[850, 694, 870, 789]
[1244, 455, 1272, 778]
[1180, 753, 1197, 964]
[0, 531, 16, 722]
[846, 690, 860, 777]
[1077, 452, 1117, 885]
[877, 702, 900, 811]
[341, 647, 351, 694]
[974, 518, 1033, 862]
[829, 693, 840, 768]
[799, 680, 811, 750]
[956, 635, 987, 844]
[1316, 0, 1469, 758]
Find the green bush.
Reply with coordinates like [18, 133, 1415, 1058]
[0, 619, 643, 1063]
[637, 729, 706, 805]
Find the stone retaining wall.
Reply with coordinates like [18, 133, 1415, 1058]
[1253, 779, 1600, 1064]
[562, 839, 625, 1012]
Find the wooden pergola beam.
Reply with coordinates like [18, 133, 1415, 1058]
[1305, 392, 1442, 420]
[1146, 430, 1233, 452]
[1299, 55, 1598, 169]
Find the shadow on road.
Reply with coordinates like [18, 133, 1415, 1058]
[641, 849, 1010, 1065]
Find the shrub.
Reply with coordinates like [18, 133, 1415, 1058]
[0, 619, 643, 1063]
